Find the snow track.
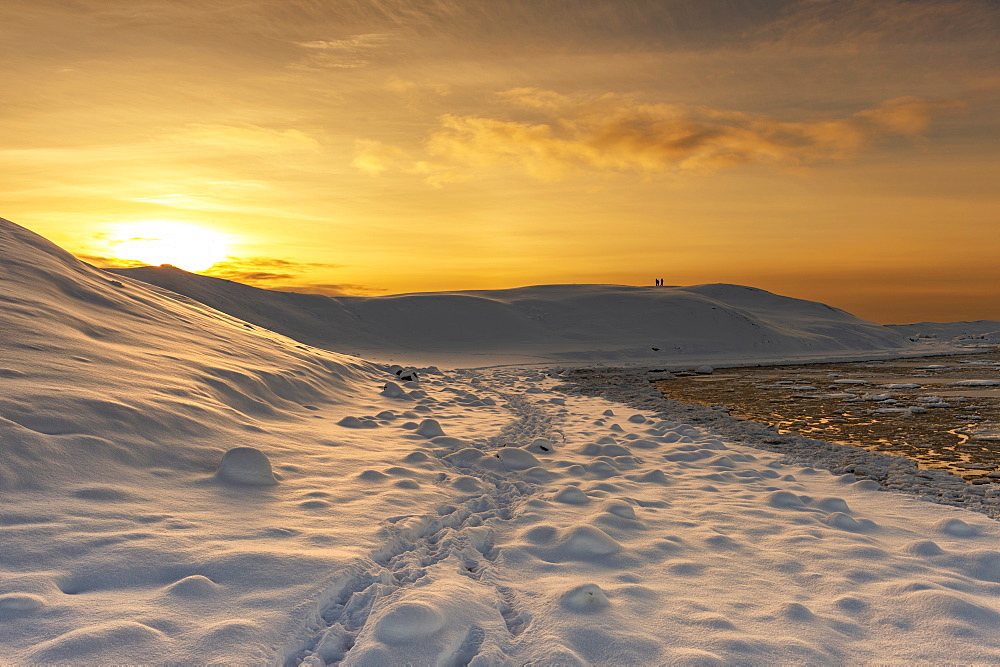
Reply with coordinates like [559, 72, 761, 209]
[281, 368, 1000, 665]
[286, 389, 558, 666]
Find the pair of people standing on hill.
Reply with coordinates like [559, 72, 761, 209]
[654, 278, 665, 286]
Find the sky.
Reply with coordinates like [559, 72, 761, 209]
[2, 0, 998, 324]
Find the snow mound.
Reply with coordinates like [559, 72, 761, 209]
[372, 601, 446, 644]
[560, 584, 611, 611]
[216, 447, 278, 486]
[415, 419, 445, 438]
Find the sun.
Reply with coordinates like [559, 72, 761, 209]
[111, 221, 230, 272]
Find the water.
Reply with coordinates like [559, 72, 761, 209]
[654, 349, 1000, 482]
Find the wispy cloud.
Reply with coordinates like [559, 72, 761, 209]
[754, 0, 1000, 52]
[204, 257, 344, 284]
[204, 257, 385, 296]
[291, 33, 393, 69]
[417, 89, 964, 179]
[76, 254, 150, 269]
[164, 124, 322, 152]
[352, 138, 468, 187]
[260, 283, 387, 297]
[352, 139, 410, 176]
[82, 252, 380, 295]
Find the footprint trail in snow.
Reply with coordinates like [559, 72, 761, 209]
[288, 373, 557, 665]
[284, 366, 1000, 666]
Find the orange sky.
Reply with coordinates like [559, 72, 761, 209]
[2, 0, 999, 324]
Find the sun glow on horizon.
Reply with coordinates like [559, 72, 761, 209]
[110, 221, 230, 272]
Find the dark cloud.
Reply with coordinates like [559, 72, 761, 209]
[263, 283, 388, 296]
[2, 0, 797, 59]
[754, 0, 1000, 50]
[79, 252, 379, 296]
[202, 256, 345, 286]
[76, 254, 150, 269]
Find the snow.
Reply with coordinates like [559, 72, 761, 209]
[2, 216, 1000, 664]
[216, 446, 279, 485]
[110, 266, 936, 369]
[890, 321, 1000, 345]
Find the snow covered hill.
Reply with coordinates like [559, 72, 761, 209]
[3, 216, 1000, 665]
[110, 266, 912, 367]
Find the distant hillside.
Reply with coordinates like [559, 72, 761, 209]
[109, 266, 913, 366]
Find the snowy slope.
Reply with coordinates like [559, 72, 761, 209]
[0, 218, 442, 662]
[889, 320, 1000, 346]
[111, 267, 912, 367]
[0, 219, 372, 489]
[3, 217, 1000, 665]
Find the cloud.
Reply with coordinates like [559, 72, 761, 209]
[753, 0, 1000, 52]
[79, 252, 379, 295]
[76, 254, 150, 269]
[855, 96, 965, 135]
[384, 77, 450, 97]
[165, 124, 321, 152]
[352, 139, 411, 176]
[421, 89, 964, 179]
[291, 33, 392, 69]
[352, 138, 469, 186]
[259, 283, 388, 297]
[203, 257, 344, 285]
[205, 256, 385, 296]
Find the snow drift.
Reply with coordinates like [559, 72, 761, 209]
[111, 266, 911, 367]
[0, 218, 376, 490]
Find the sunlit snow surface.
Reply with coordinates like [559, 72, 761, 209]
[2, 217, 1000, 664]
